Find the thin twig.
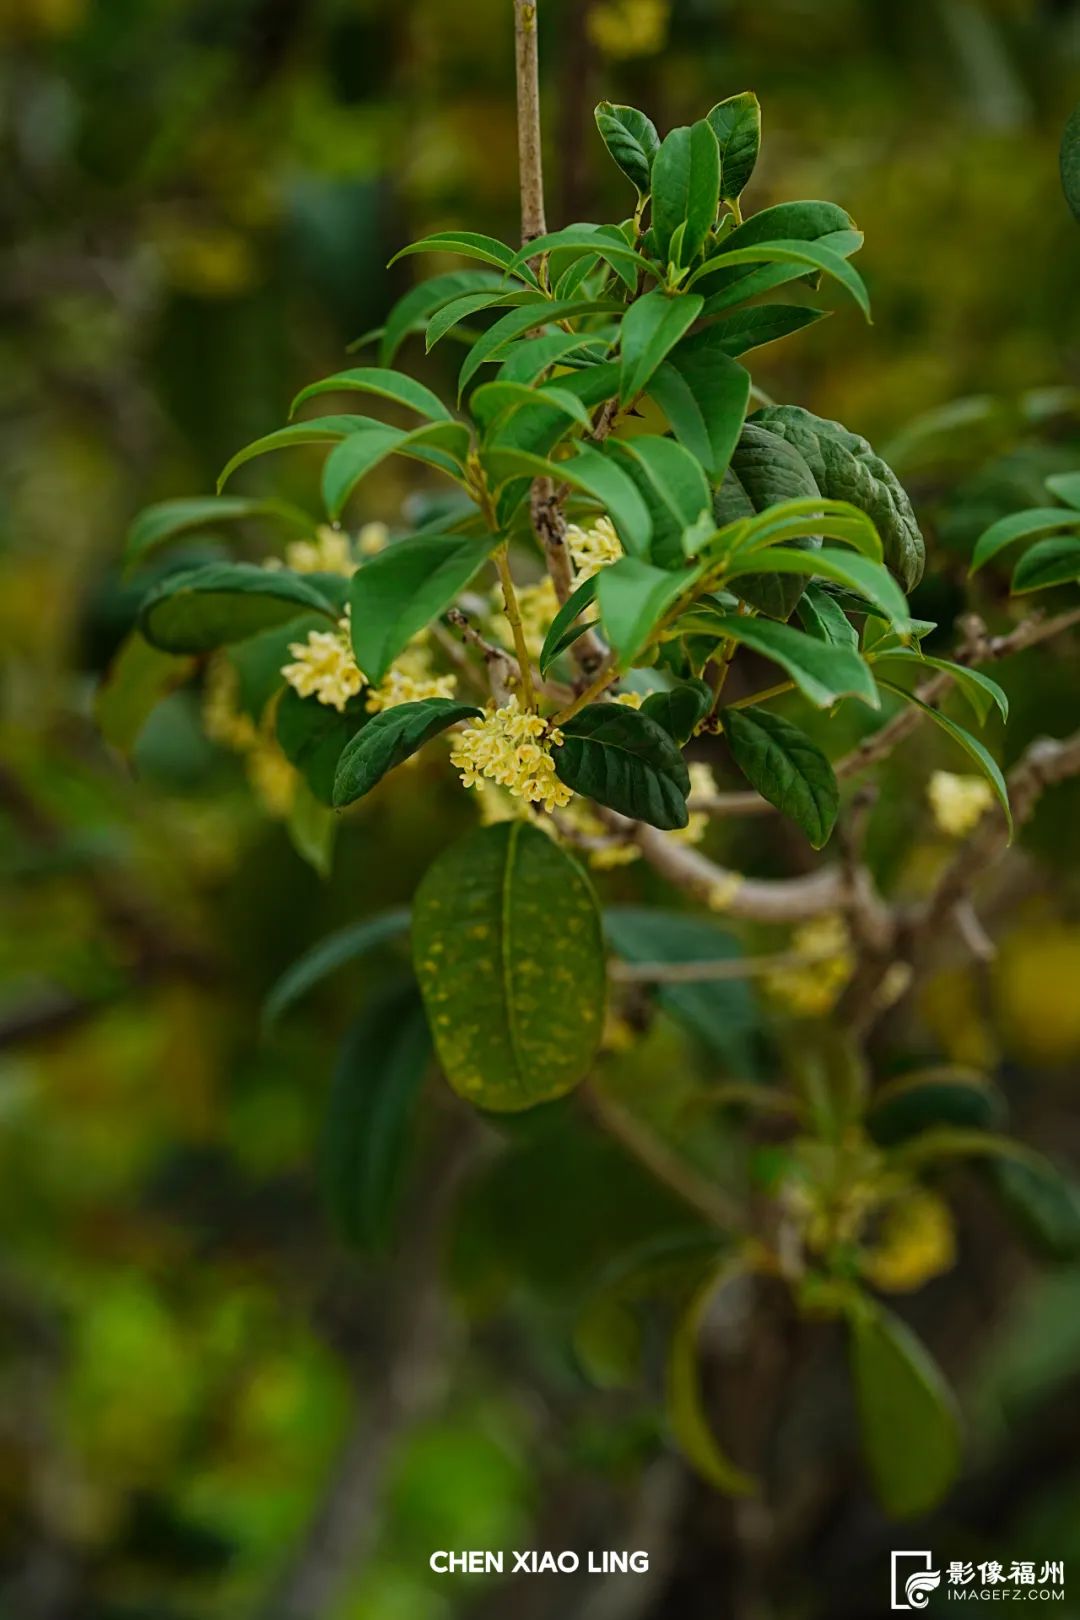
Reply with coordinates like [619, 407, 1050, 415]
[582, 1083, 744, 1230]
[513, 0, 547, 245]
[609, 946, 840, 985]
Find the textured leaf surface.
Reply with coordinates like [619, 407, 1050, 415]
[412, 823, 606, 1112]
[723, 706, 838, 847]
[333, 699, 481, 806]
[641, 679, 712, 744]
[849, 1303, 961, 1519]
[706, 92, 761, 201]
[348, 534, 497, 683]
[713, 422, 822, 617]
[139, 563, 337, 653]
[554, 703, 690, 829]
[594, 101, 660, 196]
[1062, 100, 1080, 221]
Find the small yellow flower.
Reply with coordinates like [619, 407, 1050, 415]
[614, 690, 643, 709]
[565, 515, 622, 581]
[281, 619, 365, 712]
[764, 914, 854, 1016]
[358, 521, 389, 557]
[706, 873, 744, 913]
[687, 762, 718, 804]
[450, 697, 572, 814]
[928, 770, 994, 837]
[284, 525, 357, 577]
[588, 0, 669, 60]
[861, 1189, 957, 1293]
[202, 655, 257, 751]
[365, 637, 457, 713]
[556, 797, 642, 868]
[246, 740, 298, 818]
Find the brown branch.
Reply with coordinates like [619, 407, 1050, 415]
[582, 1083, 744, 1231]
[514, 0, 547, 245]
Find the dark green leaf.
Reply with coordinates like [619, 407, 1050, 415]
[471, 379, 593, 436]
[641, 678, 712, 744]
[668, 1258, 758, 1494]
[970, 507, 1080, 573]
[1061, 100, 1080, 222]
[496, 331, 608, 385]
[651, 120, 721, 265]
[648, 332, 750, 481]
[619, 290, 704, 404]
[1047, 471, 1080, 510]
[1011, 535, 1080, 594]
[482, 444, 652, 557]
[707, 304, 827, 357]
[870, 650, 1008, 726]
[286, 780, 336, 877]
[690, 240, 870, 319]
[275, 687, 368, 805]
[712, 422, 822, 618]
[424, 288, 542, 351]
[505, 225, 655, 280]
[412, 823, 606, 1112]
[138, 563, 338, 653]
[608, 436, 712, 569]
[553, 703, 690, 829]
[875, 678, 1011, 836]
[321, 983, 431, 1251]
[539, 576, 598, 676]
[797, 583, 859, 649]
[694, 200, 854, 295]
[333, 698, 481, 806]
[725, 546, 911, 637]
[261, 908, 411, 1031]
[375, 269, 506, 365]
[125, 495, 312, 569]
[594, 101, 661, 196]
[981, 1155, 1080, 1261]
[702, 614, 878, 708]
[290, 366, 452, 422]
[722, 706, 838, 848]
[217, 416, 363, 492]
[96, 633, 195, 753]
[458, 297, 623, 397]
[323, 420, 471, 519]
[705, 92, 761, 202]
[389, 230, 536, 283]
[348, 534, 497, 684]
[597, 555, 697, 666]
[868, 1068, 1005, 1147]
[849, 1301, 961, 1519]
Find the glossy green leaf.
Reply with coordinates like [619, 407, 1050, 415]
[424, 288, 543, 351]
[412, 822, 606, 1112]
[711, 423, 822, 618]
[726, 547, 910, 636]
[706, 92, 761, 202]
[619, 290, 704, 404]
[596, 555, 697, 666]
[651, 120, 721, 265]
[875, 678, 1012, 836]
[276, 687, 369, 805]
[390, 230, 536, 283]
[689, 239, 870, 319]
[482, 444, 652, 557]
[348, 534, 497, 684]
[539, 576, 598, 676]
[333, 699, 481, 806]
[608, 436, 712, 569]
[648, 335, 751, 481]
[870, 650, 1008, 726]
[1061, 100, 1080, 222]
[1011, 535, 1080, 594]
[321, 982, 431, 1251]
[290, 366, 452, 422]
[471, 379, 593, 435]
[375, 269, 506, 365]
[708, 304, 827, 357]
[505, 225, 655, 280]
[694, 200, 855, 294]
[867, 1068, 1005, 1147]
[594, 101, 661, 196]
[261, 908, 411, 1031]
[1046, 471, 1080, 510]
[286, 779, 336, 877]
[553, 703, 690, 830]
[96, 633, 195, 753]
[641, 678, 712, 744]
[797, 583, 859, 649]
[722, 706, 838, 848]
[322, 420, 471, 519]
[458, 297, 623, 397]
[970, 507, 1080, 573]
[138, 563, 338, 653]
[124, 495, 313, 569]
[668, 1257, 758, 1495]
[849, 1301, 961, 1519]
[496, 331, 608, 385]
[217, 416, 363, 492]
[702, 614, 878, 708]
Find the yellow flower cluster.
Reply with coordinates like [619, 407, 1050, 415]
[281, 619, 365, 713]
[860, 1188, 957, 1293]
[283, 525, 358, 577]
[450, 698, 572, 814]
[565, 515, 622, 581]
[927, 770, 994, 837]
[366, 641, 457, 713]
[201, 655, 298, 818]
[764, 913, 854, 1017]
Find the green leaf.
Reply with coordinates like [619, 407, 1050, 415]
[322, 420, 471, 519]
[1011, 535, 1080, 594]
[648, 334, 751, 481]
[333, 698, 481, 806]
[980, 1155, 1080, 1261]
[726, 547, 911, 637]
[375, 269, 506, 365]
[217, 416, 363, 492]
[496, 331, 607, 385]
[848, 1301, 961, 1519]
[348, 534, 497, 684]
[703, 615, 879, 709]
[1046, 471, 1080, 510]
[751, 406, 925, 591]
[261, 908, 411, 1031]
[321, 983, 431, 1251]
[874, 678, 1012, 836]
[668, 1258, 758, 1495]
[707, 303, 827, 357]
[138, 563, 338, 653]
[705, 92, 761, 202]
[797, 583, 859, 649]
[711, 423, 822, 618]
[608, 436, 712, 569]
[505, 225, 655, 280]
[870, 650, 1008, 726]
[227, 615, 332, 719]
[389, 230, 536, 283]
[276, 687, 368, 805]
[604, 907, 759, 1070]
[694, 200, 855, 292]
[423, 288, 543, 351]
[969, 506, 1080, 573]
[286, 779, 336, 877]
[651, 120, 721, 265]
[124, 495, 313, 569]
[539, 576, 598, 676]
[458, 297, 623, 398]
[641, 678, 712, 744]
[471, 379, 593, 436]
[594, 101, 661, 197]
[290, 366, 452, 422]
[597, 555, 697, 666]
[482, 444, 652, 557]
[412, 822, 606, 1112]
[867, 1067, 1005, 1148]
[1061, 99, 1080, 222]
[96, 633, 195, 754]
[619, 290, 704, 404]
[689, 240, 870, 320]
[722, 706, 838, 848]
[553, 703, 690, 830]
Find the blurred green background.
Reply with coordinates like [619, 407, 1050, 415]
[3, 1, 1080, 1616]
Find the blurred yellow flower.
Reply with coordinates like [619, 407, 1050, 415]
[358, 521, 389, 557]
[861, 1188, 957, 1292]
[588, 0, 669, 59]
[284, 526, 357, 577]
[764, 914, 854, 1016]
[245, 740, 298, 819]
[202, 656, 257, 752]
[928, 769, 994, 836]
[366, 639, 457, 712]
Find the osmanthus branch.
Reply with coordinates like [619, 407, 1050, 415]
[582, 1082, 745, 1230]
[513, 0, 547, 246]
